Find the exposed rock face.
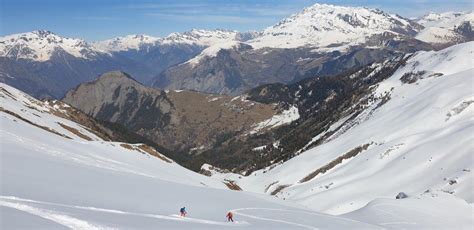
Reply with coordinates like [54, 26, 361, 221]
[396, 192, 408, 199]
[63, 71, 277, 156]
[1, 5, 437, 99]
[191, 55, 409, 172]
[151, 44, 428, 96]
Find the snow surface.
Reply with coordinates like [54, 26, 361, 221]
[0, 83, 382, 229]
[415, 11, 474, 44]
[250, 106, 300, 134]
[0, 30, 105, 61]
[417, 11, 474, 28]
[208, 42, 474, 228]
[186, 41, 246, 65]
[344, 191, 474, 229]
[160, 29, 241, 47]
[93, 35, 159, 52]
[249, 3, 416, 49]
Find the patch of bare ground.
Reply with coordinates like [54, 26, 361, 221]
[264, 181, 279, 193]
[0, 87, 17, 101]
[120, 143, 135, 150]
[120, 143, 173, 163]
[137, 144, 172, 163]
[46, 100, 114, 141]
[271, 184, 291, 196]
[299, 143, 371, 183]
[57, 122, 93, 141]
[223, 179, 242, 191]
[0, 107, 71, 139]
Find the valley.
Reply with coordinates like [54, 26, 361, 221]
[1, 2, 473, 229]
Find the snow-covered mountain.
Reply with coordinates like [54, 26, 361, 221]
[0, 30, 106, 62]
[203, 42, 474, 228]
[160, 29, 255, 46]
[185, 41, 252, 65]
[249, 3, 422, 49]
[417, 11, 474, 27]
[93, 34, 160, 52]
[92, 29, 255, 53]
[62, 71, 278, 156]
[416, 11, 474, 44]
[3, 65, 473, 228]
[1, 82, 390, 229]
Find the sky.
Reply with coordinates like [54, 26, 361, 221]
[0, 0, 472, 41]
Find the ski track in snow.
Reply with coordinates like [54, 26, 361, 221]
[1, 196, 375, 229]
[231, 207, 383, 229]
[369, 204, 418, 226]
[232, 208, 319, 229]
[0, 200, 114, 230]
[0, 196, 246, 227]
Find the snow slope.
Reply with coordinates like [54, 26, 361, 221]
[344, 192, 474, 229]
[416, 11, 474, 44]
[160, 29, 244, 46]
[0, 83, 381, 229]
[0, 30, 106, 61]
[208, 42, 474, 227]
[249, 3, 419, 49]
[250, 106, 300, 135]
[93, 35, 159, 52]
[185, 41, 251, 65]
[417, 11, 474, 28]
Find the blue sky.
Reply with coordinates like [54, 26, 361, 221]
[1, 0, 472, 41]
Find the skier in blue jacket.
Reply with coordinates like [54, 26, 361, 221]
[180, 207, 187, 217]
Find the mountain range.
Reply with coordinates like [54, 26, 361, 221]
[1, 4, 472, 98]
[2, 2, 474, 229]
[1, 39, 472, 229]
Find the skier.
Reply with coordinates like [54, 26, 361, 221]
[226, 211, 234, 222]
[180, 207, 187, 217]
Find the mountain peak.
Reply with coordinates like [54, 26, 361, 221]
[92, 34, 159, 52]
[249, 4, 419, 49]
[96, 71, 138, 83]
[0, 30, 104, 61]
[415, 11, 473, 44]
[417, 11, 473, 27]
[160, 29, 245, 46]
[32, 30, 55, 37]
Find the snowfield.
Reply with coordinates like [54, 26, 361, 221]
[250, 105, 300, 135]
[207, 42, 474, 228]
[0, 83, 381, 229]
[249, 3, 417, 49]
[415, 11, 474, 44]
[93, 35, 160, 52]
[1, 40, 473, 229]
[0, 30, 106, 62]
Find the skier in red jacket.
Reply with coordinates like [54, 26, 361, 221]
[226, 211, 234, 222]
